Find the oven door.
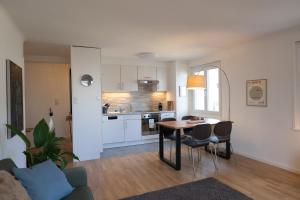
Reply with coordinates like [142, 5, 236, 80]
[142, 114, 159, 136]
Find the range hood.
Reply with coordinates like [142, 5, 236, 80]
[138, 80, 159, 92]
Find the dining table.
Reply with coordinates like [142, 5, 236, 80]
[156, 118, 231, 171]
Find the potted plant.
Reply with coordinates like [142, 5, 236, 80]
[6, 119, 79, 169]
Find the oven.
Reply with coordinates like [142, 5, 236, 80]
[141, 112, 160, 136]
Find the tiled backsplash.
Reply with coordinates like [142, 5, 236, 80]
[102, 92, 167, 112]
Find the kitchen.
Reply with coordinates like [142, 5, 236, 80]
[101, 64, 177, 150]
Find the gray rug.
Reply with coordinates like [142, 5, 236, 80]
[122, 178, 252, 200]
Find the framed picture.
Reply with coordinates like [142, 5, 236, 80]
[246, 79, 267, 106]
[6, 59, 24, 138]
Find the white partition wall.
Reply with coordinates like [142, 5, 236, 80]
[71, 46, 102, 161]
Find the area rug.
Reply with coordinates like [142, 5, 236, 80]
[122, 177, 252, 200]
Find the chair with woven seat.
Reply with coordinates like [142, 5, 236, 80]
[209, 121, 233, 161]
[183, 123, 217, 175]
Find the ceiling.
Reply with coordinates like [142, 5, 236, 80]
[2, 0, 300, 61]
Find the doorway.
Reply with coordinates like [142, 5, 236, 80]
[25, 62, 73, 158]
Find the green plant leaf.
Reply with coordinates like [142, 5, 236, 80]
[60, 151, 79, 160]
[33, 119, 49, 147]
[48, 153, 67, 169]
[6, 124, 31, 149]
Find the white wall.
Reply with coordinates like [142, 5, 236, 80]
[166, 62, 176, 102]
[25, 62, 70, 137]
[71, 46, 102, 161]
[0, 5, 25, 167]
[166, 61, 189, 120]
[188, 26, 300, 173]
[175, 61, 189, 120]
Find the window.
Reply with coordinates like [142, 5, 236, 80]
[193, 68, 220, 113]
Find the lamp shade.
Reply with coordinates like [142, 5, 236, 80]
[186, 75, 206, 89]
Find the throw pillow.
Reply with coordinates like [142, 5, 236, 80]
[0, 170, 31, 200]
[13, 160, 74, 200]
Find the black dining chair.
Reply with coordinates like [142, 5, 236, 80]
[181, 115, 201, 159]
[183, 124, 217, 175]
[209, 121, 233, 161]
[160, 118, 187, 162]
[181, 115, 200, 135]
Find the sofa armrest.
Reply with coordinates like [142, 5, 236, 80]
[63, 167, 88, 188]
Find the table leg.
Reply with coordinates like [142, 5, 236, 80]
[159, 127, 164, 159]
[158, 126, 181, 170]
[175, 129, 182, 170]
[226, 140, 231, 159]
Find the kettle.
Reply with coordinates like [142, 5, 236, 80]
[158, 102, 163, 111]
[102, 103, 110, 114]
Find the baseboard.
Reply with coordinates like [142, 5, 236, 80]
[234, 150, 300, 174]
[74, 152, 100, 162]
[103, 139, 159, 149]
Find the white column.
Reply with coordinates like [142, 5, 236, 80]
[71, 46, 102, 161]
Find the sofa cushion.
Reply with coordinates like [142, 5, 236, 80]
[0, 158, 17, 174]
[62, 186, 94, 200]
[0, 170, 31, 200]
[13, 160, 74, 200]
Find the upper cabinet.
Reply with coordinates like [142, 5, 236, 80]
[121, 65, 138, 91]
[102, 64, 168, 92]
[157, 66, 168, 91]
[101, 64, 121, 91]
[138, 65, 157, 80]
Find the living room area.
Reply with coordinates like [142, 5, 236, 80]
[2, 1, 300, 200]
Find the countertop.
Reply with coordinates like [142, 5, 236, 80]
[103, 110, 175, 116]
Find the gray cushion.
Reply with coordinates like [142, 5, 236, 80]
[64, 167, 87, 188]
[209, 135, 230, 144]
[62, 186, 94, 200]
[0, 159, 16, 174]
[183, 138, 210, 148]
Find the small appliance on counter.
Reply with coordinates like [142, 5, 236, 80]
[158, 102, 163, 111]
[102, 103, 110, 114]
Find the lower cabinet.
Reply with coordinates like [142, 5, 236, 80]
[102, 117, 125, 144]
[102, 115, 141, 145]
[125, 119, 142, 142]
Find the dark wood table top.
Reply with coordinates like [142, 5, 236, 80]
[156, 118, 220, 130]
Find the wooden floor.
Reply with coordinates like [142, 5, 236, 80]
[71, 148, 300, 200]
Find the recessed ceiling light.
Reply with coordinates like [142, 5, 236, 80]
[136, 52, 157, 60]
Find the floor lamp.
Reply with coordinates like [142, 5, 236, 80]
[186, 66, 231, 121]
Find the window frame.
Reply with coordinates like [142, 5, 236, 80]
[191, 66, 222, 118]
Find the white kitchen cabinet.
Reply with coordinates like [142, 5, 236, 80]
[156, 66, 168, 91]
[101, 64, 121, 91]
[121, 65, 138, 91]
[138, 65, 157, 80]
[102, 116, 125, 144]
[102, 115, 142, 144]
[125, 119, 142, 142]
